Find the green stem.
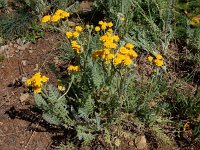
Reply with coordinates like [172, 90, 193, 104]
[57, 75, 74, 102]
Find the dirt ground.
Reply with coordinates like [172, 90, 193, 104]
[0, 33, 60, 150]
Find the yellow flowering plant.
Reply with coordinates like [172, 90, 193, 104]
[34, 9, 169, 144]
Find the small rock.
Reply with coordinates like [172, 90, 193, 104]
[28, 50, 33, 53]
[21, 77, 27, 83]
[13, 44, 18, 48]
[0, 45, 8, 51]
[17, 45, 26, 51]
[9, 42, 13, 47]
[134, 135, 147, 150]
[24, 42, 30, 48]
[19, 93, 30, 103]
[21, 60, 27, 66]
[16, 38, 24, 46]
[53, 56, 59, 65]
[79, 1, 93, 12]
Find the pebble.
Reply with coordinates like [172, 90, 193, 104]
[19, 93, 30, 103]
[0, 45, 8, 52]
[134, 135, 147, 150]
[21, 60, 27, 66]
[9, 42, 13, 47]
[21, 77, 27, 83]
[13, 44, 18, 48]
[17, 46, 26, 51]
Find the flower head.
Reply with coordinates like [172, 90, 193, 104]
[51, 15, 60, 22]
[41, 15, 51, 23]
[55, 9, 64, 16]
[125, 43, 134, 49]
[107, 22, 113, 28]
[68, 65, 80, 72]
[66, 31, 73, 38]
[25, 72, 49, 93]
[61, 11, 70, 18]
[73, 31, 80, 38]
[148, 56, 153, 62]
[154, 59, 163, 67]
[95, 26, 101, 32]
[75, 26, 83, 32]
[155, 54, 163, 60]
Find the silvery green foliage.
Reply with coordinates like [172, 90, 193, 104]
[34, 84, 99, 143]
[95, 0, 174, 53]
[0, 0, 7, 8]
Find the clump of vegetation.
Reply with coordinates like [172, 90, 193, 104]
[1, 0, 199, 149]
[0, 0, 7, 8]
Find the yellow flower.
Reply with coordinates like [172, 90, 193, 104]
[113, 57, 122, 65]
[75, 26, 83, 32]
[119, 47, 129, 54]
[33, 86, 41, 93]
[125, 43, 134, 49]
[113, 35, 119, 42]
[107, 28, 113, 33]
[155, 54, 163, 60]
[41, 76, 49, 82]
[116, 53, 125, 60]
[68, 65, 80, 72]
[55, 9, 64, 16]
[103, 48, 110, 54]
[154, 59, 164, 67]
[110, 43, 117, 49]
[107, 22, 113, 28]
[101, 22, 107, 30]
[128, 50, 138, 58]
[51, 15, 60, 22]
[98, 20, 104, 25]
[61, 11, 70, 18]
[66, 31, 73, 38]
[148, 56, 153, 62]
[120, 17, 125, 21]
[95, 26, 101, 32]
[71, 41, 81, 53]
[25, 72, 49, 93]
[106, 53, 114, 60]
[124, 57, 132, 65]
[41, 15, 51, 23]
[73, 31, 80, 38]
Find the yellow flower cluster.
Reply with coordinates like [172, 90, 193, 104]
[71, 41, 82, 54]
[68, 65, 80, 72]
[66, 26, 83, 54]
[95, 21, 113, 31]
[113, 43, 137, 66]
[66, 26, 83, 38]
[92, 24, 138, 66]
[148, 54, 164, 67]
[92, 43, 137, 66]
[25, 72, 49, 93]
[41, 9, 70, 23]
[100, 30, 119, 49]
